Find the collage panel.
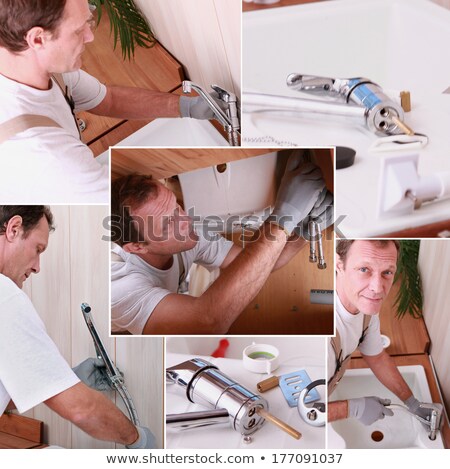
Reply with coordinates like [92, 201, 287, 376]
[110, 147, 334, 336]
[328, 238, 450, 449]
[242, 0, 450, 237]
[165, 336, 326, 449]
[0, 205, 164, 448]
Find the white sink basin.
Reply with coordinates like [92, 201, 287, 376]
[113, 118, 228, 147]
[329, 366, 445, 449]
[243, 0, 450, 236]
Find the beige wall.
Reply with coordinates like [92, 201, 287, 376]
[22, 206, 163, 449]
[134, 0, 241, 96]
[418, 240, 450, 415]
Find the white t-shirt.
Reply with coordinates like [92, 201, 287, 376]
[111, 234, 234, 334]
[0, 70, 108, 203]
[327, 292, 384, 380]
[0, 274, 79, 414]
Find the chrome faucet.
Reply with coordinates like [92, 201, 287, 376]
[286, 74, 411, 136]
[388, 402, 443, 440]
[182, 81, 240, 146]
[243, 73, 415, 136]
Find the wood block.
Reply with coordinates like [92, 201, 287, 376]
[0, 414, 43, 443]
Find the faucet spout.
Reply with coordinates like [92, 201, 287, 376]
[182, 80, 240, 145]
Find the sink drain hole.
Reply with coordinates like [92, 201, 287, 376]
[371, 431, 384, 442]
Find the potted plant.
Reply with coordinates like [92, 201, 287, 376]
[89, 0, 156, 60]
[394, 240, 423, 319]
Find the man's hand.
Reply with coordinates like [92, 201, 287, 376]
[348, 396, 394, 425]
[405, 396, 442, 425]
[271, 152, 326, 235]
[297, 188, 333, 238]
[126, 426, 157, 449]
[72, 357, 114, 392]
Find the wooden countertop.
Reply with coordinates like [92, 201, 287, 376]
[0, 414, 44, 449]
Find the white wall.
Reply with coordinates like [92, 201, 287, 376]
[22, 206, 163, 449]
[134, 0, 241, 96]
[418, 240, 450, 414]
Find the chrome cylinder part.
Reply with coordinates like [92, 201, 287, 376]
[167, 358, 268, 436]
[166, 409, 230, 431]
[285, 74, 405, 135]
[315, 222, 327, 270]
[308, 220, 317, 263]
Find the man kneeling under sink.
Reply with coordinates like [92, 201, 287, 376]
[328, 239, 441, 434]
[110, 153, 333, 335]
[0, 206, 154, 449]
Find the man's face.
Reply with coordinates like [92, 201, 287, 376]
[2, 216, 50, 288]
[131, 184, 199, 257]
[336, 241, 398, 315]
[41, 0, 94, 73]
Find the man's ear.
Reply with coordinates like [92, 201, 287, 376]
[25, 26, 51, 51]
[336, 253, 344, 274]
[123, 242, 148, 255]
[4, 216, 23, 241]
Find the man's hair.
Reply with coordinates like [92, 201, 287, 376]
[336, 239, 401, 267]
[0, 206, 54, 237]
[0, 0, 67, 53]
[111, 174, 159, 246]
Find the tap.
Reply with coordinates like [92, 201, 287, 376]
[166, 358, 301, 439]
[286, 74, 410, 136]
[388, 402, 443, 440]
[308, 220, 317, 263]
[182, 81, 240, 146]
[243, 74, 414, 136]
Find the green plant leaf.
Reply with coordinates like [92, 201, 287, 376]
[90, 0, 156, 60]
[394, 240, 423, 319]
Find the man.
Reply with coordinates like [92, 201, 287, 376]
[328, 239, 439, 428]
[0, 206, 155, 448]
[0, 0, 220, 203]
[110, 153, 333, 334]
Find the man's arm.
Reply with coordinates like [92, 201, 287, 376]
[89, 86, 181, 119]
[45, 382, 138, 446]
[143, 222, 288, 334]
[220, 234, 307, 272]
[362, 350, 413, 401]
[328, 401, 348, 422]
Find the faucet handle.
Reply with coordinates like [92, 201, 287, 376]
[211, 85, 237, 103]
[287, 74, 341, 97]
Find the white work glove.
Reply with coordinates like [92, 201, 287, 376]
[179, 93, 227, 120]
[271, 153, 326, 235]
[405, 396, 441, 424]
[348, 396, 394, 425]
[126, 426, 157, 449]
[297, 188, 334, 239]
[72, 357, 114, 392]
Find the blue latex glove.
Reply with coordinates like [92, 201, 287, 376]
[72, 357, 113, 392]
[126, 426, 157, 449]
